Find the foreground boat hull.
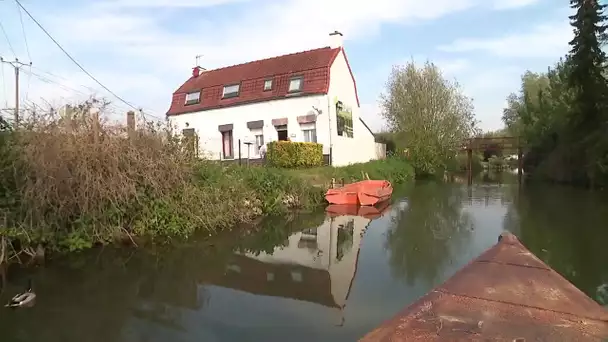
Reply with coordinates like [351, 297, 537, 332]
[360, 233, 608, 341]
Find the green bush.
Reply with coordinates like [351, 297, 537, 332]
[329, 157, 415, 184]
[0, 106, 415, 261]
[0, 106, 329, 259]
[451, 152, 483, 173]
[488, 155, 507, 169]
[267, 141, 323, 168]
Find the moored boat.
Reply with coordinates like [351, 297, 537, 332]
[325, 180, 393, 206]
[360, 233, 608, 341]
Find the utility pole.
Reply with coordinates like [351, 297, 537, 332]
[0, 57, 32, 125]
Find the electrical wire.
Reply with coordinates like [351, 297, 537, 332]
[22, 68, 94, 98]
[0, 18, 16, 58]
[15, 0, 32, 100]
[30, 65, 98, 93]
[15, 0, 140, 112]
[22, 68, 164, 120]
[15, 0, 31, 61]
[1, 62, 7, 107]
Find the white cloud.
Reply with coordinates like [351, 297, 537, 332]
[492, 0, 541, 10]
[74, 0, 481, 70]
[0, 0, 555, 125]
[2, 0, 485, 118]
[433, 16, 572, 129]
[96, 0, 251, 8]
[437, 20, 572, 58]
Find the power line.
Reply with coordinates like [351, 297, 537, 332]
[1, 62, 7, 107]
[0, 18, 16, 57]
[15, 0, 140, 112]
[30, 65, 98, 93]
[22, 68, 164, 121]
[15, 0, 31, 61]
[22, 68, 90, 97]
[15, 0, 32, 100]
[23, 66, 164, 121]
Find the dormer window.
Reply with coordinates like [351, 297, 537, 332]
[288, 76, 303, 93]
[222, 84, 240, 98]
[184, 91, 200, 105]
[263, 79, 273, 91]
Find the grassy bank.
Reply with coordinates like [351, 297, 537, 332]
[0, 110, 413, 262]
[288, 157, 414, 187]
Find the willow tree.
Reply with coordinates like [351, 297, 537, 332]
[380, 61, 478, 175]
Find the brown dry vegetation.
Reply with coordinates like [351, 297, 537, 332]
[0, 102, 325, 261]
[0, 100, 414, 264]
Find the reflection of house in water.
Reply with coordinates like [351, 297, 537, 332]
[203, 214, 372, 312]
[123, 205, 403, 341]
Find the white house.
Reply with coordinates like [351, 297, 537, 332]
[166, 31, 382, 166]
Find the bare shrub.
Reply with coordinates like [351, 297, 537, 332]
[1, 100, 255, 250]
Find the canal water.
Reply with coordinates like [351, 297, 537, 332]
[1, 174, 608, 341]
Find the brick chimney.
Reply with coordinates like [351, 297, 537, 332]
[329, 31, 343, 49]
[192, 66, 206, 77]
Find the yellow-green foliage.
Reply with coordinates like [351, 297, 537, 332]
[267, 141, 323, 168]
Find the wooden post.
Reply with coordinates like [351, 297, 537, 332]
[246, 143, 250, 166]
[517, 145, 523, 185]
[90, 107, 100, 145]
[126, 111, 135, 138]
[467, 148, 473, 185]
[238, 139, 242, 166]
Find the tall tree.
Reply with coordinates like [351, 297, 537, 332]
[380, 61, 478, 175]
[568, 0, 608, 129]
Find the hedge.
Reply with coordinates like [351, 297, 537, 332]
[266, 141, 323, 168]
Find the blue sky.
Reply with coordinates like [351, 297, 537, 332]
[0, 0, 573, 131]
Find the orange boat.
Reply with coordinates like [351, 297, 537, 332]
[325, 180, 393, 206]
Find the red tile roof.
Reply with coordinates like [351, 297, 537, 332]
[166, 46, 360, 116]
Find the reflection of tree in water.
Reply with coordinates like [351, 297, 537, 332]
[385, 182, 474, 286]
[0, 211, 328, 341]
[336, 219, 354, 262]
[232, 212, 327, 256]
[502, 185, 608, 305]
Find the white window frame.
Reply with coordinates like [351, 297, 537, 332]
[251, 130, 264, 155]
[300, 122, 317, 143]
[263, 79, 273, 91]
[288, 76, 303, 93]
[184, 91, 200, 105]
[222, 84, 240, 98]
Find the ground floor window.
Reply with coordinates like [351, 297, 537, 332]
[301, 123, 317, 143]
[221, 130, 233, 159]
[276, 125, 288, 141]
[255, 134, 264, 155]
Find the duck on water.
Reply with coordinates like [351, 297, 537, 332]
[5, 279, 36, 308]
